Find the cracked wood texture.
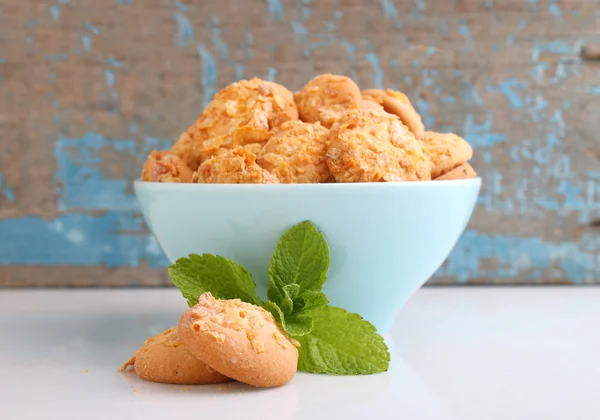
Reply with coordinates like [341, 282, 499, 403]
[0, 0, 598, 287]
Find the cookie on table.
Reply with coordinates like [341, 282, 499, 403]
[257, 120, 331, 183]
[419, 131, 473, 179]
[326, 109, 432, 183]
[434, 162, 477, 180]
[294, 74, 361, 128]
[119, 328, 231, 385]
[141, 150, 195, 183]
[362, 88, 425, 139]
[178, 292, 298, 388]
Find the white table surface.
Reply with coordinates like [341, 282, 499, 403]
[1, 287, 598, 420]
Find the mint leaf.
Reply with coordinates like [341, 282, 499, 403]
[294, 306, 390, 375]
[267, 283, 300, 315]
[284, 314, 314, 337]
[169, 253, 262, 307]
[293, 290, 329, 315]
[268, 221, 329, 311]
[263, 300, 314, 337]
[263, 300, 285, 324]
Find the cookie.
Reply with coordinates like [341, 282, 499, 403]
[170, 130, 198, 170]
[196, 146, 280, 184]
[326, 109, 432, 183]
[294, 74, 361, 128]
[119, 328, 231, 385]
[434, 162, 477, 180]
[188, 78, 298, 163]
[257, 120, 331, 183]
[419, 131, 473, 179]
[141, 150, 195, 183]
[178, 292, 298, 388]
[358, 95, 384, 112]
[362, 88, 426, 138]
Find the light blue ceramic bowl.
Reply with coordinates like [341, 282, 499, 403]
[134, 179, 481, 332]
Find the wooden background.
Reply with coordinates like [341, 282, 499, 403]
[0, 0, 598, 286]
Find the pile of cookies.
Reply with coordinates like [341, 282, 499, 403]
[119, 292, 298, 388]
[141, 74, 476, 184]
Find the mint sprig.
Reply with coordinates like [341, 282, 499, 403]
[168, 253, 263, 307]
[295, 306, 390, 375]
[168, 221, 389, 375]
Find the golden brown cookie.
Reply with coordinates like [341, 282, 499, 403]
[362, 88, 425, 138]
[178, 292, 298, 388]
[141, 150, 195, 183]
[326, 109, 432, 183]
[257, 120, 331, 183]
[171, 130, 198, 170]
[196, 146, 279, 184]
[188, 78, 298, 163]
[294, 74, 361, 128]
[419, 131, 473, 179]
[434, 162, 477, 180]
[118, 328, 231, 385]
[358, 95, 384, 112]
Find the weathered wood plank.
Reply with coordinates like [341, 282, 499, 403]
[0, 0, 598, 286]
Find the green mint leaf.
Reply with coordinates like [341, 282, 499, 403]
[266, 281, 294, 314]
[284, 314, 314, 337]
[168, 253, 263, 307]
[293, 290, 329, 315]
[283, 284, 301, 300]
[263, 300, 314, 337]
[263, 300, 285, 324]
[267, 221, 329, 311]
[294, 306, 390, 375]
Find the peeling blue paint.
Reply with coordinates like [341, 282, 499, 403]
[84, 23, 100, 34]
[458, 21, 473, 50]
[50, 5, 61, 21]
[54, 132, 171, 212]
[211, 17, 229, 58]
[235, 63, 244, 81]
[0, 173, 16, 202]
[114, 0, 135, 4]
[488, 78, 528, 109]
[341, 40, 358, 82]
[0, 213, 168, 267]
[174, 12, 194, 48]
[413, 0, 426, 13]
[380, 0, 398, 20]
[107, 57, 125, 69]
[266, 67, 277, 81]
[104, 70, 118, 112]
[302, 6, 311, 20]
[47, 52, 69, 61]
[80, 34, 92, 51]
[266, 0, 284, 21]
[49, 72, 56, 80]
[463, 113, 507, 148]
[0, 57, 6, 64]
[365, 43, 383, 89]
[438, 230, 599, 284]
[548, 0, 562, 18]
[416, 99, 434, 128]
[197, 44, 217, 107]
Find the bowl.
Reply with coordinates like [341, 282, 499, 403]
[134, 179, 481, 332]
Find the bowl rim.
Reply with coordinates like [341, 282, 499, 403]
[134, 177, 482, 190]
